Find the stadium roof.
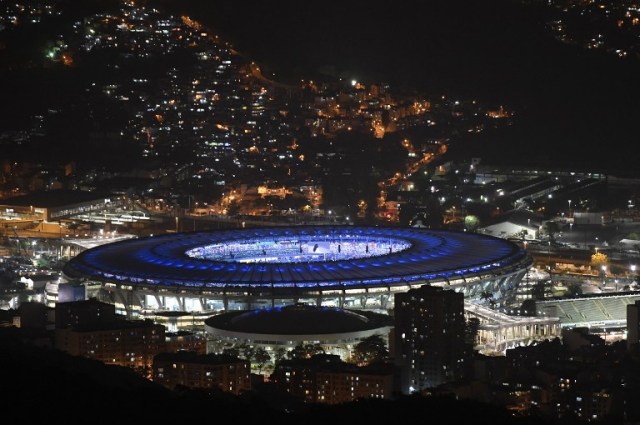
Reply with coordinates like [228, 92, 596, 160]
[205, 304, 392, 335]
[63, 226, 530, 291]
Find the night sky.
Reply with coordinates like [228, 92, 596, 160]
[154, 0, 640, 176]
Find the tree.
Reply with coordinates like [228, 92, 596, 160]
[517, 229, 528, 240]
[351, 335, 389, 366]
[423, 196, 445, 229]
[226, 201, 240, 216]
[221, 346, 240, 358]
[399, 202, 419, 227]
[479, 290, 493, 304]
[542, 220, 561, 241]
[287, 343, 325, 359]
[520, 299, 537, 316]
[565, 282, 583, 297]
[463, 215, 480, 232]
[236, 343, 254, 361]
[532, 280, 547, 300]
[591, 251, 609, 269]
[273, 347, 288, 364]
[252, 347, 271, 373]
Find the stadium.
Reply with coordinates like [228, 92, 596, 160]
[62, 226, 532, 315]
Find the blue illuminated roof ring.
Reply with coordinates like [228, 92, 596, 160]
[63, 226, 530, 293]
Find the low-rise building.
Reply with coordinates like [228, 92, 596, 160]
[153, 351, 250, 395]
[271, 354, 396, 404]
[55, 319, 165, 371]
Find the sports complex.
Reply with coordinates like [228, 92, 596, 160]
[62, 226, 533, 315]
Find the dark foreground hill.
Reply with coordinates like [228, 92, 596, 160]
[0, 327, 547, 425]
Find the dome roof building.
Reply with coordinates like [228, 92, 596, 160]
[205, 304, 394, 362]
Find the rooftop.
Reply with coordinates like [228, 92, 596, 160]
[206, 304, 393, 335]
[64, 226, 530, 290]
[0, 190, 119, 208]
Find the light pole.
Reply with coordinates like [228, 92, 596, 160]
[187, 195, 193, 212]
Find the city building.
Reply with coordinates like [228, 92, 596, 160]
[627, 299, 640, 350]
[271, 354, 396, 404]
[16, 302, 52, 330]
[394, 285, 466, 393]
[55, 298, 116, 329]
[153, 351, 250, 395]
[479, 209, 543, 241]
[54, 299, 165, 371]
[0, 189, 125, 222]
[272, 354, 341, 403]
[57, 282, 86, 303]
[55, 319, 165, 371]
[165, 331, 207, 354]
[316, 363, 395, 404]
[45, 280, 97, 308]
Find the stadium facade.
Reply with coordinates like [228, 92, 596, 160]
[62, 226, 532, 315]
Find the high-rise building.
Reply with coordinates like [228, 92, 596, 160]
[627, 300, 640, 350]
[394, 285, 465, 393]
